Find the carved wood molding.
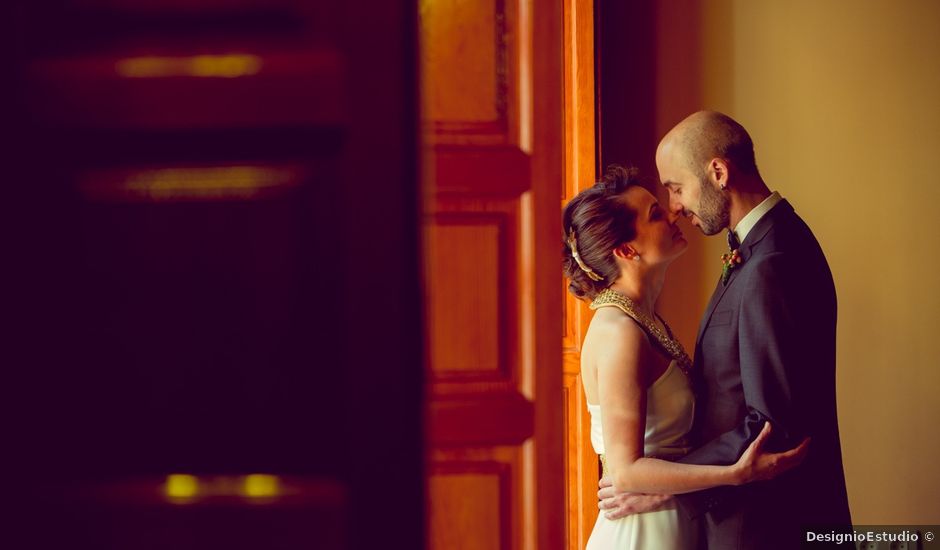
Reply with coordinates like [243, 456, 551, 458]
[427, 392, 534, 446]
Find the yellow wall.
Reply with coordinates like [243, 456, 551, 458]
[656, 0, 940, 524]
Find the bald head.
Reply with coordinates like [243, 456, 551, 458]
[657, 111, 759, 178]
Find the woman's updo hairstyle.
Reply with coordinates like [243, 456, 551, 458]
[562, 165, 644, 300]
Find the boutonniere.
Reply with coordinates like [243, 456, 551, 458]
[720, 249, 743, 285]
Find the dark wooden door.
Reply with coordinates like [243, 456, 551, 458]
[5, 2, 422, 549]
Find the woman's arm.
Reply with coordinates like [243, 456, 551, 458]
[596, 316, 806, 495]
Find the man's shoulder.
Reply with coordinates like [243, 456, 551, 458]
[752, 206, 825, 260]
[742, 224, 834, 297]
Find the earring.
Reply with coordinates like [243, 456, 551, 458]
[633, 255, 641, 262]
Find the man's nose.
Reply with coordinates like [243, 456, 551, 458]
[667, 195, 684, 216]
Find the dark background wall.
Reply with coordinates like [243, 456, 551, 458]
[597, 0, 658, 178]
[4, 2, 423, 549]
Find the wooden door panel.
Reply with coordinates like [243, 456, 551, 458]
[428, 394, 534, 447]
[425, 199, 520, 386]
[430, 471, 506, 550]
[563, 293, 598, 550]
[431, 147, 530, 196]
[426, 212, 512, 380]
[26, 50, 345, 129]
[19, 0, 342, 130]
[421, 0, 524, 147]
[421, 0, 563, 548]
[428, 448, 522, 550]
[421, 0, 500, 123]
[67, 0, 303, 10]
[428, 219, 503, 374]
[75, 163, 307, 202]
[562, 0, 599, 548]
[424, 179, 535, 549]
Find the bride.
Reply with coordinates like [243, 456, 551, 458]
[563, 166, 808, 549]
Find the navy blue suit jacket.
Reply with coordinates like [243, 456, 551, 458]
[677, 200, 851, 549]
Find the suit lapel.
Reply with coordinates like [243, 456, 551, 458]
[694, 200, 794, 346]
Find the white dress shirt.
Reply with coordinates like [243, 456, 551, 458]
[732, 191, 783, 245]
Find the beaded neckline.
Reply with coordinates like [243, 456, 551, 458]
[589, 288, 693, 377]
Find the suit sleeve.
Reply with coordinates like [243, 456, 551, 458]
[677, 252, 809, 519]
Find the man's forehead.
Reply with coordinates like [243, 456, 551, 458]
[656, 143, 683, 170]
[656, 134, 680, 156]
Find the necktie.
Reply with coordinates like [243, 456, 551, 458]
[727, 229, 740, 251]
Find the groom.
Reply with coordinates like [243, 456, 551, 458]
[598, 111, 851, 549]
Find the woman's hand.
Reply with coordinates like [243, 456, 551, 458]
[732, 421, 810, 485]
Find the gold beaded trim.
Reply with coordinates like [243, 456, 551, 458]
[589, 288, 693, 377]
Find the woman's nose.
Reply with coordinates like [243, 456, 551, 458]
[667, 210, 680, 224]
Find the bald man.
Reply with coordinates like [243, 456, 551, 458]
[598, 112, 851, 549]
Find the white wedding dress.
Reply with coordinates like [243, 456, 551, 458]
[585, 359, 698, 550]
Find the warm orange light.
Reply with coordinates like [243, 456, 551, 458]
[164, 474, 199, 500]
[79, 165, 302, 202]
[116, 54, 263, 78]
[122, 166, 293, 200]
[242, 474, 281, 498]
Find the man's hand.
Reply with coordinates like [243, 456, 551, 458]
[597, 475, 673, 520]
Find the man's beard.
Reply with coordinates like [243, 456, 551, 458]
[695, 176, 730, 236]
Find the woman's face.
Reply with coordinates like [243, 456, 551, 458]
[621, 186, 687, 264]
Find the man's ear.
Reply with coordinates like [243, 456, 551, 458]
[709, 158, 730, 190]
[612, 243, 639, 261]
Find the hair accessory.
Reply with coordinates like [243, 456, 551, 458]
[567, 229, 604, 282]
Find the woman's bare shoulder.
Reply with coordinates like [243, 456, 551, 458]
[586, 307, 649, 355]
